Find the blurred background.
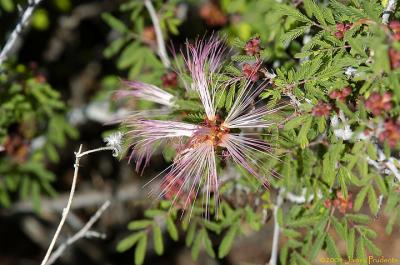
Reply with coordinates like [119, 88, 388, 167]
[0, 0, 399, 265]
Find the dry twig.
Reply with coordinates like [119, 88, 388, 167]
[144, 0, 171, 68]
[46, 200, 110, 265]
[0, 0, 44, 65]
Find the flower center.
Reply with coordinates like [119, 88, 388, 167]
[203, 116, 229, 146]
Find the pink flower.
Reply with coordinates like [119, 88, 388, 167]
[118, 37, 283, 215]
[115, 80, 175, 107]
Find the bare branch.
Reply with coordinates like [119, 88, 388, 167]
[285, 188, 322, 204]
[46, 201, 110, 265]
[382, 0, 397, 24]
[0, 0, 44, 66]
[268, 189, 284, 265]
[144, 0, 171, 68]
[40, 145, 117, 265]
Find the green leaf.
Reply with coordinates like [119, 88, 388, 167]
[360, 227, 377, 238]
[204, 220, 221, 234]
[166, 216, 179, 241]
[303, 0, 326, 26]
[116, 232, 144, 252]
[289, 215, 321, 228]
[0, 0, 14, 12]
[32, 9, 49, 31]
[354, 186, 369, 211]
[215, 89, 226, 109]
[325, 235, 341, 263]
[297, 116, 313, 148]
[280, 245, 288, 265]
[347, 228, 355, 259]
[338, 168, 348, 199]
[367, 187, 379, 215]
[278, 5, 313, 23]
[144, 209, 165, 218]
[331, 217, 346, 240]
[185, 221, 196, 247]
[19, 176, 31, 200]
[128, 220, 153, 230]
[134, 234, 147, 265]
[309, 233, 325, 260]
[284, 114, 310, 130]
[294, 251, 311, 265]
[282, 228, 302, 238]
[225, 84, 236, 111]
[280, 26, 310, 45]
[356, 238, 367, 264]
[104, 38, 127, 58]
[117, 42, 140, 69]
[202, 229, 215, 258]
[102, 13, 129, 33]
[346, 214, 370, 224]
[191, 230, 203, 260]
[153, 224, 164, 255]
[218, 221, 239, 258]
[363, 237, 381, 256]
[31, 181, 41, 212]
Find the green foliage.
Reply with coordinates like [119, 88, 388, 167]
[104, 0, 400, 263]
[102, 0, 183, 83]
[0, 64, 77, 210]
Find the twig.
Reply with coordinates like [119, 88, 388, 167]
[382, 0, 397, 24]
[144, 0, 171, 68]
[46, 200, 110, 265]
[268, 189, 284, 265]
[285, 188, 322, 204]
[0, 0, 44, 66]
[40, 145, 117, 265]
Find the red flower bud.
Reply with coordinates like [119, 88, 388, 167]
[244, 37, 261, 56]
[333, 191, 353, 214]
[329, 87, 352, 101]
[379, 120, 400, 148]
[242, 63, 260, 82]
[312, 102, 332, 117]
[334, 23, 352, 39]
[365, 92, 392, 116]
[161, 72, 178, 88]
[389, 20, 400, 32]
[389, 48, 400, 69]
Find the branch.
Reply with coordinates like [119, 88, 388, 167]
[0, 0, 44, 66]
[285, 188, 322, 204]
[46, 200, 110, 265]
[367, 146, 400, 183]
[144, 0, 171, 68]
[268, 189, 284, 265]
[382, 0, 397, 24]
[40, 144, 118, 265]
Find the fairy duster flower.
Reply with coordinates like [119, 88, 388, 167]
[117, 37, 283, 215]
[104, 131, 123, 157]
